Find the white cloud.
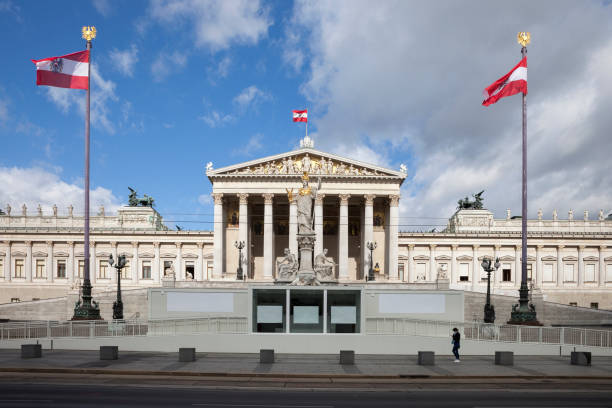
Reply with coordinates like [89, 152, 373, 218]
[151, 50, 187, 82]
[92, 0, 111, 16]
[0, 97, 8, 124]
[232, 133, 264, 156]
[197, 194, 212, 206]
[109, 44, 138, 77]
[0, 0, 20, 21]
[0, 166, 122, 216]
[199, 110, 234, 128]
[148, 0, 271, 51]
[233, 85, 270, 110]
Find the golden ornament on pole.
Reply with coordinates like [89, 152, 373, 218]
[82, 26, 97, 41]
[517, 32, 530, 47]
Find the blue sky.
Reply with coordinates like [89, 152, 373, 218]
[1, 0, 611, 230]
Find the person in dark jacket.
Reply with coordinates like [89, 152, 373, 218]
[451, 327, 461, 362]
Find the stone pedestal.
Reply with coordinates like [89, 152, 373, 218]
[179, 348, 196, 362]
[495, 351, 514, 366]
[293, 233, 319, 285]
[340, 350, 355, 365]
[417, 351, 435, 365]
[162, 274, 176, 288]
[260, 349, 274, 364]
[436, 278, 450, 290]
[21, 344, 42, 359]
[571, 351, 591, 366]
[100, 346, 119, 360]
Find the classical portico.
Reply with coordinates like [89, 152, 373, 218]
[207, 139, 406, 281]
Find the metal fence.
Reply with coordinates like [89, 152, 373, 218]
[364, 317, 612, 348]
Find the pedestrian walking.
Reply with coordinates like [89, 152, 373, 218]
[451, 327, 461, 362]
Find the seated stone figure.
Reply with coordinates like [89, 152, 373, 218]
[314, 249, 336, 280]
[277, 248, 297, 280]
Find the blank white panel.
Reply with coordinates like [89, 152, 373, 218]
[331, 306, 357, 324]
[459, 263, 469, 277]
[166, 292, 234, 313]
[585, 264, 595, 282]
[564, 264, 574, 281]
[293, 306, 319, 324]
[379, 294, 446, 314]
[257, 305, 283, 323]
[543, 264, 554, 282]
[607, 264, 612, 281]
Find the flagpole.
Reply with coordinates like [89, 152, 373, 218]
[72, 26, 101, 320]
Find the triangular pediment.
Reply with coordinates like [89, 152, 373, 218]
[207, 147, 407, 181]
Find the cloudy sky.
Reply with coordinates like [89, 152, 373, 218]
[0, 0, 611, 231]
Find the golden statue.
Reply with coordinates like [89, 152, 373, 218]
[517, 32, 530, 48]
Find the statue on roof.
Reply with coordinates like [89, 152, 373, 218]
[128, 187, 154, 207]
[457, 190, 484, 210]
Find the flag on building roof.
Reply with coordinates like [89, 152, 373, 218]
[482, 57, 527, 106]
[32, 50, 89, 90]
[292, 109, 308, 122]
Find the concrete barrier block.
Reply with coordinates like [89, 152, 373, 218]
[418, 351, 435, 365]
[339, 350, 355, 365]
[179, 348, 196, 362]
[495, 351, 514, 366]
[260, 349, 274, 364]
[571, 351, 591, 366]
[21, 344, 42, 359]
[100, 346, 119, 360]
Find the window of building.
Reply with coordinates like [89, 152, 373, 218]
[502, 267, 512, 282]
[569, 302, 577, 307]
[398, 263, 404, 281]
[590, 302, 599, 309]
[585, 264, 596, 282]
[415, 262, 426, 281]
[0, 258, 3, 278]
[35, 259, 45, 278]
[526, 263, 533, 281]
[142, 260, 151, 279]
[607, 263, 612, 282]
[78, 260, 84, 278]
[164, 260, 173, 277]
[564, 263, 575, 282]
[207, 261, 213, 279]
[57, 260, 66, 278]
[122, 259, 130, 279]
[185, 261, 194, 280]
[543, 263, 554, 282]
[14, 259, 24, 278]
[11, 298, 20, 303]
[98, 260, 108, 279]
[459, 263, 469, 281]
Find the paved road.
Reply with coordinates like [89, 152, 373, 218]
[0, 383, 611, 408]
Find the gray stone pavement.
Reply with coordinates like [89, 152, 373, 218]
[1, 349, 611, 378]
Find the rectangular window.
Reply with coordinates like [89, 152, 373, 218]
[35, 259, 45, 278]
[290, 290, 324, 333]
[569, 302, 577, 307]
[122, 259, 130, 279]
[415, 262, 426, 280]
[185, 261, 194, 280]
[164, 260, 173, 277]
[57, 260, 66, 278]
[207, 261, 213, 279]
[14, 259, 24, 278]
[459, 263, 469, 281]
[564, 263, 575, 282]
[398, 263, 404, 281]
[527, 263, 533, 281]
[98, 260, 108, 279]
[585, 264, 596, 282]
[607, 264, 612, 282]
[543, 263, 554, 282]
[502, 268, 512, 282]
[590, 302, 599, 309]
[253, 289, 286, 333]
[142, 260, 151, 279]
[78, 260, 84, 278]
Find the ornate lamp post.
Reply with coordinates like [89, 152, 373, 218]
[366, 241, 377, 281]
[108, 254, 126, 320]
[234, 241, 245, 280]
[481, 256, 500, 324]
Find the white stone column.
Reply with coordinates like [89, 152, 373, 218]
[338, 194, 350, 279]
[289, 195, 298, 257]
[451, 244, 458, 285]
[175, 243, 183, 281]
[153, 242, 161, 284]
[494, 245, 501, 285]
[515, 245, 522, 288]
[363, 194, 375, 279]
[67, 241, 74, 284]
[263, 193, 274, 279]
[109, 242, 117, 284]
[599, 245, 606, 287]
[25, 241, 32, 282]
[578, 245, 585, 286]
[4, 241, 11, 281]
[238, 193, 249, 278]
[314, 194, 325, 258]
[196, 242, 203, 281]
[47, 241, 54, 282]
[212, 193, 224, 278]
[408, 244, 415, 282]
[132, 242, 139, 283]
[388, 195, 400, 280]
[536, 245, 543, 289]
[429, 244, 436, 282]
[471, 244, 479, 291]
[556, 245, 564, 287]
[90, 241, 96, 284]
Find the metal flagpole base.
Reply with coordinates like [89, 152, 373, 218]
[507, 282, 541, 326]
[71, 279, 102, 320]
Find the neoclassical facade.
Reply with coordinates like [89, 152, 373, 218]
[1, 138, 611, 310]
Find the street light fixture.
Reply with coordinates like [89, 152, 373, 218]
[234, 240, 245, 280]
[481, 256, 500, 324]
[108, 254, 126, 320]
[366, 241, 377, 281]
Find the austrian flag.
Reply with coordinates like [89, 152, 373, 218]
[292, 109, 308, 122]
[482, 57, 527, 106]
[32, 50, 89, 90]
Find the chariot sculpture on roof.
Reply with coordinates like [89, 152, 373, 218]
[457, 190, 484, 210]
[128, 187, 155, 208]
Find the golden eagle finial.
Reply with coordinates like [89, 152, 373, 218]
[517, 32, 530, 48]
[82, 26, 97, 41]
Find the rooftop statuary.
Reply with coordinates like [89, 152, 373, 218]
[128, 187, 154, 207]
[457, 190, 484, 210]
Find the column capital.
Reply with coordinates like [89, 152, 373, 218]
[389, 194, 400, 207]
[494, 244, 502, 250]
[600, 245, 607, 250]
[536, 244, 544, 249]
[364, 194, 376, 206]
[46, 241, 53, 246]
[153, 242, 160, 248]
[197, 242, 204, 249]
[451, 244, 459, 250]
[176, 242, 183, 249]
[67, 241, 74, 247]
[314, 193, 325, 205]
[262, 193, 274, 205]
[109, 241, 117, 248]
[212, 193, 224, 205]
[339, 194, 351, 205]
[515, 245, 522, 250]
[578, 245, 586, 250]
[24, 240, 32, 246]
[238, 193, 249, 205]
[3, 240, 11, 246]
[408, 244, 415, 250]
[131, 241, 138, 248]
[90, 241, 96, 248]
[430, 244, 437, 249]
[557, 244, 565, 249]
[473, 244, 479, 250]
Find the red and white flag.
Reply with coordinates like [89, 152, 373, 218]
[292, 109, 307, 122]
[482, 57, 527, 106]
[32, 50, 90, 90]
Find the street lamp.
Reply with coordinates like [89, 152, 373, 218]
[366, 241, 377, 281]
[108, 254, 126, 320]
[234, 241, 245, 280]
[481, 256, 500, 324]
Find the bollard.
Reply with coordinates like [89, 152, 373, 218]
[179, 348, 196, 362]
[260, 349, 274, 364]
[495, 351, 514, 366]
[21, 344, 42, 359]
[100, 346, 119, 360]
[339, 350, 355, 365]
[417, 351, 435, 365]
[570, 351, 591, 366]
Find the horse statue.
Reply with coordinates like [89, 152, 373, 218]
[128, 187, 155, 208]
[457, 190, 484, 210]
